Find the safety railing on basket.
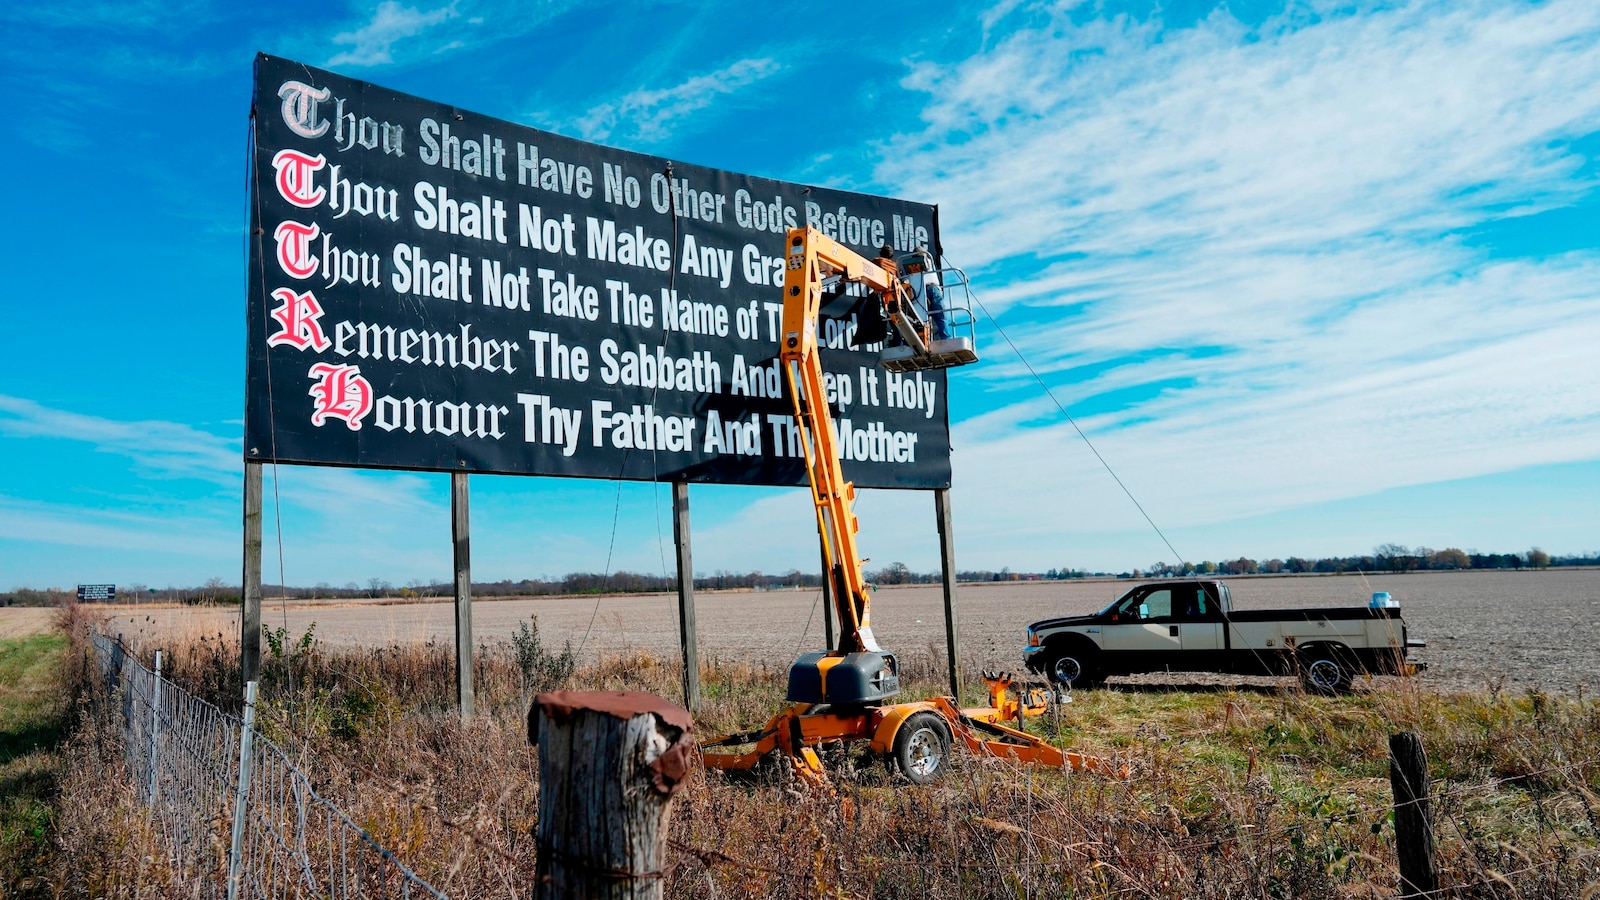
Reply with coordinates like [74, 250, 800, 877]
[89, 632, 446, 900]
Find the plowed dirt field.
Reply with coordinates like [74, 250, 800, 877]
[67, 568, 1600, 693]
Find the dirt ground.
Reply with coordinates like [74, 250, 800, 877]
[34, 568, 1600, 693]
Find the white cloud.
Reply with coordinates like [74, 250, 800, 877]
[327, 1, 458, 67]
[0, 396, 451, 586]
[575, 57, 782, 144]
[0, 394, 237, 484]
[868, 0, 1600, 565]
[0, 494, 235, 558]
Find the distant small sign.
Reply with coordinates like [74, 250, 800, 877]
[77, 584, 116, 602]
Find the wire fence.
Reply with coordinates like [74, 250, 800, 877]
[90, 632, 446, 900]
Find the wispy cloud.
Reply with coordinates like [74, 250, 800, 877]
[0, 494, 236, 558]
[574, 57, 782, 145]
[327, 1, 459, 67]
[872, 0, 1600, 563]
[0, 393, 445, 510]
[0, 394, 238, 484]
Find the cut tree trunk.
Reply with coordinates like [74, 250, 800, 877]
[529, 690, 695, 900]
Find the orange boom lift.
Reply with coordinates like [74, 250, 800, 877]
[700, 227, 1121, 785]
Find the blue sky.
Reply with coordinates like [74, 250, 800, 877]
[2, 0, 1597, 591]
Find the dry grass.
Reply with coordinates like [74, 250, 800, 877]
[34, 617, 1600, 898]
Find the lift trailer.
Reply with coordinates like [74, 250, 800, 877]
[700, 228, 1121, 785]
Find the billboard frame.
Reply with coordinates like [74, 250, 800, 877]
[239, 53, 967, 711]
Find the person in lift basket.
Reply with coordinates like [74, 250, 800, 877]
[870, 244, 948, 347]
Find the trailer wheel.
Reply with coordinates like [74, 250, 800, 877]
[1046, 646, 1101, 689]
[892, 712, 952, 784]
[1301, 649, 1352, 695]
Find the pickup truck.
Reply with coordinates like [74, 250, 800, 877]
[1022, 580, 1425, 693]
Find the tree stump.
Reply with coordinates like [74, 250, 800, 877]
[529, 691, 695, 900]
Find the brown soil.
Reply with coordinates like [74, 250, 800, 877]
[89, 568, 1600, 693]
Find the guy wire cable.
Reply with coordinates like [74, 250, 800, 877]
[946, 252, 1297, 682]
[577, 159, 683, 660]
[244, 105, 292, 647]
[573, 478, 626, 661]
[650, 161, 678, 583]
[942, 252, 1187, 569]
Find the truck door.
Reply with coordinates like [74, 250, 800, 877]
[1102, 587, 1182, 655]
[1177, 583, 1225, 652]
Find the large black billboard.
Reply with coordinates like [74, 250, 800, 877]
[247, 54, 950, 488]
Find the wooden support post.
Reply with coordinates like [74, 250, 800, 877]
[241, 461, 262, 688]
[452, 472, 474, 719]
[529, 691, 695, 900]
[935, 488, 962, 701]
[820, 545, 835, 652]
[671, 482, 699, 712]
[1389, 731, 1438, 898]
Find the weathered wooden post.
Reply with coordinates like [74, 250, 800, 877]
[529, 691, 695, 899]
[671, 482, 699, 712]
[452, 471, 474, 719]
[934, 488, 962, 701]
[819, 545, 835, 651]
[241, 461, 262, 687]
[1389, 731, 1438, 898]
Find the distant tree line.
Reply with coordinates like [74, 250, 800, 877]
[2, 569, 828, 607]
[6, 545, 1593, 606]
[952, 567, 1097, 582]
[1132, 545, 1593, 579]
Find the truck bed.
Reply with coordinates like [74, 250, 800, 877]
[1225, 606, 1402, 622]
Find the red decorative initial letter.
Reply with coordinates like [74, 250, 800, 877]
[274, 220, 321, 279]
[266, 288, 331, 352]
[272, 149, 326, 208]
[307, 363, 373, 430]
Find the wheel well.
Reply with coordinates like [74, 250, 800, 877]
[869, 702, 940, 755]
[1296, 641, 1352, 662]
[1043, 633, 1099, 657]
[902, 709, 952, 742]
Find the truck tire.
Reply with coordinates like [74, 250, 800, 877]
[1301, 648, 1353, 695]
[1046, 645, 1102, 689]
[892, 712, 952, 784]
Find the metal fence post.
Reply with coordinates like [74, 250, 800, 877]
[227, 680, 259, 900]
[148, 650, 162, 806]
[83, 632, 447, 898]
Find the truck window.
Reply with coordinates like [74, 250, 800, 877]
[1171, 582, 1196, 614]
[1175, 584, 1208, 620]
[1139, 589, 1173, 620]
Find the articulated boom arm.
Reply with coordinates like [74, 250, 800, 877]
[778, 227, 899, 654]
[701, 228, 1125, 786]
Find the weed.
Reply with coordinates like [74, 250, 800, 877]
[509, 616, 575, 695]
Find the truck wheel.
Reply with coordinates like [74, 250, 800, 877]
[892, 712, 952, 784]
[1047, 648, 1101, 689]
[1301, 650, 1352, 695]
